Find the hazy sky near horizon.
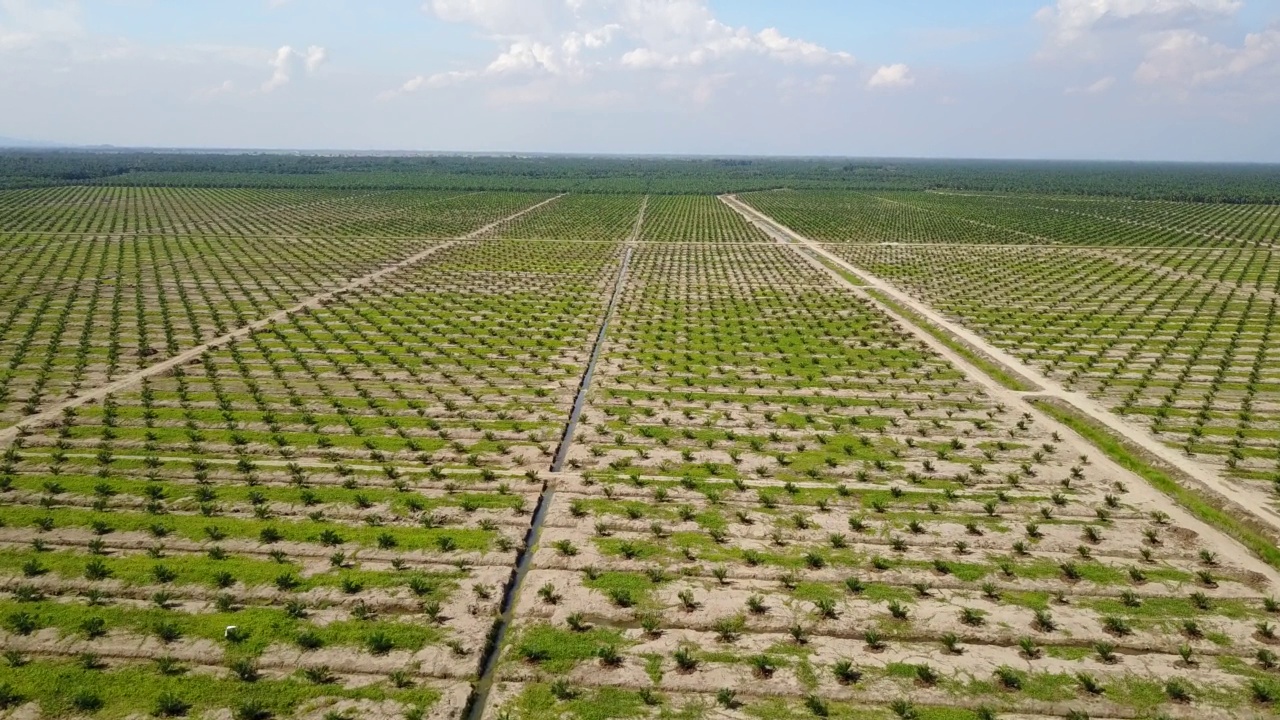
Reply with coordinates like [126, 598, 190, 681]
[1, 0, 1277, 161]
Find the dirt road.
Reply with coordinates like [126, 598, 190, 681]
[720, 192, 1280, 549]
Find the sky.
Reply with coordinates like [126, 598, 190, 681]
[0, 0, 1278, 161]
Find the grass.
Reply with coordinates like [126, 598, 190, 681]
[1084, 595, 1259, 622]
[583, 571, 661, 608]
[499, 683, 649, 720]
[508, 624, 628, 674]
[809, 252, 866, 286]
[1030, 397, 1280, 571]
[735, 695, 981, 720]
[0, 504, 496, 552]
[0, 599, 446, 658]
[0, 658, 441, 719]
[642, 653, 663, 683]
[1044, 644, 1093, 660]
[8, 469, 525, 514]
[0, 548, 461, 596]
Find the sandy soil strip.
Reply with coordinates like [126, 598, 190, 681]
[0, 194, 566, 448]
[461, 194, 564, 240]
[720, 193, 1280, 576]
[627, 195, 649, 244]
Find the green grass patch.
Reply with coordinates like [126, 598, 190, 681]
[583, 571, 661, 608]
[499, 683, 649, 720]
[0, 548, 460, 598]
[0, 658, 439, 719]
[0, 504, 494, 552]
[0, 598, 444, 658]
[1044, 644, 1093, 661]
[507, 623, 628, 674]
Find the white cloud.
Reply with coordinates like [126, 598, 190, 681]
[261, 44, 327, 92]
[1066, 75, 1117, 94]
[867, 63, 914, 89]
[378, 69, 479, 100]
[262, 45, 293, 92]
[393, 0, 854, 98]
[618, 26, 853, 70]
[1034, 0, 1277, 103]
[304, 45, 326, 72]
[487, 40, 562, 75]
[619, 47, 674, 69]
[423, 69, 477, 87]
[1135, 27, 1280, 91]
[1037, 0, 1241, 49]
[756, 28, 851, 64]
[400, 75, 429, 93]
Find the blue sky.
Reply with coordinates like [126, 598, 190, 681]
[1, 0, 1278, 160]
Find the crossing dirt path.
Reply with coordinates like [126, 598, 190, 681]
[0, 194, 566, 447]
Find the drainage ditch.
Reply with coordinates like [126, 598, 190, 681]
[464, 245, 634, 719]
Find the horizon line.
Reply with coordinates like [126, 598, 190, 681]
[3, 144, 1280, 167]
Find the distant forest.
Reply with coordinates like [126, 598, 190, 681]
[1, 150, 1278, 203]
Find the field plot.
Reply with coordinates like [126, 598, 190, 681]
[486, 195, 643, 241]
[0, 187, 550, 238]
[829, 244, 1280, 493]
[3, 175, 1280, 720]
[0, 191, 557, 429]
[484, 241, 1280, 720]
[740, 190, 1028, 245]
[235, 191, 549, 239]
[740, 190, 1280, 248]
[0, 186, 352, 235]
[0, 234, 451, 429]
[0, 237, 624, 719]
[638, 195, 771, 243]
[905, 193, 1280, 248]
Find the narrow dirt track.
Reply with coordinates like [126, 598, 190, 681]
[0, 193, 566, 447]
[627, 194, 649, 244]
[720, 193, 1280, 557]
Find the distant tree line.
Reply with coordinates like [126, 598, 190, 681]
[0, 150, 1276, 202]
